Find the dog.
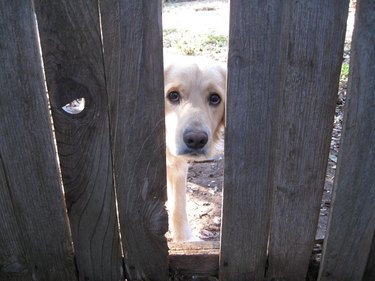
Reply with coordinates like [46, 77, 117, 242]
[164, 54, 226, 241]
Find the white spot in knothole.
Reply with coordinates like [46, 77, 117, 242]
[62, 98, 85, 114]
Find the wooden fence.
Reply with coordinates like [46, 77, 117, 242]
[0, 0, 373, 281]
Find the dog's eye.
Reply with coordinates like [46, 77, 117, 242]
[208, 93, 221, 106]
[167, 91, 181, 104]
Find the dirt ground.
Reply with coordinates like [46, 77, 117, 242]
[163, 0, 355, 277]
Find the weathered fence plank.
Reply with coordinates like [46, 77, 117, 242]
[100, 1, 168, 280]
[363, 234, 375, 281]
[0, 1, 77, 280]
[318, 0, 375, 280]
[220, 1, 282, 280]
[266, 1, 350, 280]
[34, 1, 123, 280]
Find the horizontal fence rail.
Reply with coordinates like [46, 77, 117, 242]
[0, 0, 374, 281]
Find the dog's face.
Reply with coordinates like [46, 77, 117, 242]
[164, 57, 226, 161]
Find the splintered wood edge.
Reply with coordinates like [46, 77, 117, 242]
[168, 241, 220, 277]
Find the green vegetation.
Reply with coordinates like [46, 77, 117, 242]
[205, 34, 227, 46]
[163, 31, 228, 59]
[340, 62, 350, 80]
[163, 28, 178, 36]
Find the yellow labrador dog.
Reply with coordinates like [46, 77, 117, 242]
[164, 54, 226, 241]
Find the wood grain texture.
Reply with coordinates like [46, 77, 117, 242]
[169, 241, 219, 278]
[100, 1, 168, 280]
[318, 1, 375, 280]
[363, 233, 375, 281]
[34, 1, 123, 280]
[220, 1, 283, 280]
[266, 1, 350, 281]
[0, 1, 77, 280]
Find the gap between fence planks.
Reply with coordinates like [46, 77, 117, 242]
[318, 0, 375, 280]
[34, 1, 123, 280]
[0, 1, 77, 280]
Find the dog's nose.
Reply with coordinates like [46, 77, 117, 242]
[183, 131, 208, 149]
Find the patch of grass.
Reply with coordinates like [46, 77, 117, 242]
[205, 34, 227, 46]
[173, 33, 228, 57]
[177, 44, 197, 55]
[163, 29, 228, 60]
[163, 28, 178, 36]
[340, 62, 350, 80]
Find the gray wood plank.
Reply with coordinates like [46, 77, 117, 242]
[318, 1, 375, 280]
[220, 1, 283, 280]
[100, 1, 168, 280]
[34, 1, 123, 280]
[363, 233, 375, 281]
[266, 1, 350, 280]
[0, 1, 77, 280]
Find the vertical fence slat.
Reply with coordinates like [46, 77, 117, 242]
[34, 1, 123, 280]
[0, 1, 77, 280]
[318, 1, 375, 280]
[100, 1, 168, 280]
[363, 234, 375, 281]
[266, 1, 350, 280]
[220, 1, 282, 280]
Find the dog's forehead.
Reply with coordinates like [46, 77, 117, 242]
[165, 62, 225, 90]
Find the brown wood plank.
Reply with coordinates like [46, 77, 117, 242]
[220, 1, 283, 280]
[169, 241, 219, 278]
[318, 1, 375, 280]
[0, 1, 77, 280]
[266, 1, 350, 280]
[33, 1, 123, 280]
[100, 1, 168, 280]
